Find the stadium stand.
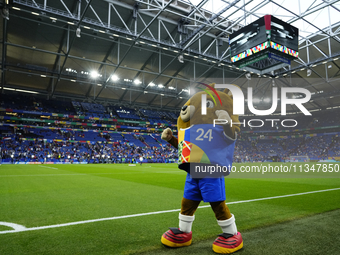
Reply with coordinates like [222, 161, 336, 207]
[1, 93, 340, 164]
[113, 106, 141, 120]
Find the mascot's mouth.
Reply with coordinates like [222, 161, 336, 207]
[180, 105, 195, 122]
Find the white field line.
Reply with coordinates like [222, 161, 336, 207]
[39, 165, 59, 170]
[0, 173, 146, 177]
[0, 187, 339, 235]
[0, 222, 26, 231]
[0, 171, 180, 177]
[0, 173, 91, 177]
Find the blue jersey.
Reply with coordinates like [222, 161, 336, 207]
[177, 124, 236, 177]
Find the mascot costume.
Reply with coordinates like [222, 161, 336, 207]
[160, 84, 243, 254]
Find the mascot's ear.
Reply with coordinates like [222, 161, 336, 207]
[223, 88, 233, 98]
[223, 84, 240, 98]
[208, 83, 215, 88]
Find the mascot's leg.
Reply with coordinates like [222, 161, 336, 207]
[210, 201, 243, 254]
[161, 197, 200, 248]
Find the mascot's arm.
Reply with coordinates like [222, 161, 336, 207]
[161, 128, 178, 149]
[215, 110, 239, 139]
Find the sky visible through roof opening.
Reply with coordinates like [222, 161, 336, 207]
[187, 0, 340, 43]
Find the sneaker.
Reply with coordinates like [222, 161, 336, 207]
[212, 232, 243, 254]
[161, 227, 192, 248]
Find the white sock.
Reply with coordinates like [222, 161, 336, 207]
[179, 213, 195, 233]
[217, 214, 238, 235]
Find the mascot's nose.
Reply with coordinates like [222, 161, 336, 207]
[181, 105, 188, 111]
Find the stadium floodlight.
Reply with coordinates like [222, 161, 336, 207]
[149, 82, 156, 87]
[16, 89, 39, 94]
[158, 84, 164, 88]
[252, 98, 261, 103]
[168, 86, 175, 90]
[90, 70, 100, 79]
[111, 75, 119, 82]
[263, 98, 271, 103]
[3, 87, 15, 91]
[134, 79, 141, 85]
[182, 89, 189, 93]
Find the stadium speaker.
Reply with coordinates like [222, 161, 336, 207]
[178, 54, 184, 63]
[1, 7, 9, 20]
[245, 73, 251, 80]
[76, 28, 81, 38]
[307, 69, 312, 77]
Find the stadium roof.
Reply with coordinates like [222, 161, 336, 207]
[1, 0, 340, 113]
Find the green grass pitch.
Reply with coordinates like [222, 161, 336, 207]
[0, 163, 339, 254]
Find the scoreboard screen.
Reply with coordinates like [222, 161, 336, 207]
[229, 17, 267, 58]
[270, 15, 298, 52]
[229, 15, 299, 68]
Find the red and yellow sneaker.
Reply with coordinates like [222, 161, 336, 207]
[161, 227, 192, 248]
[212, 232, 243, 254]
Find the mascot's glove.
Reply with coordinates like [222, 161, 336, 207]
[215, 110, 232, 125]
[161, 128, 173, 142]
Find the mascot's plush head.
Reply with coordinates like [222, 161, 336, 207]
[177, 83, 240, 137]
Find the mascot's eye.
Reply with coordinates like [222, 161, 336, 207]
[206, 100, 214, 108]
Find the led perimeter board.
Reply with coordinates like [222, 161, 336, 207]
[229, 15, 299, 71]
